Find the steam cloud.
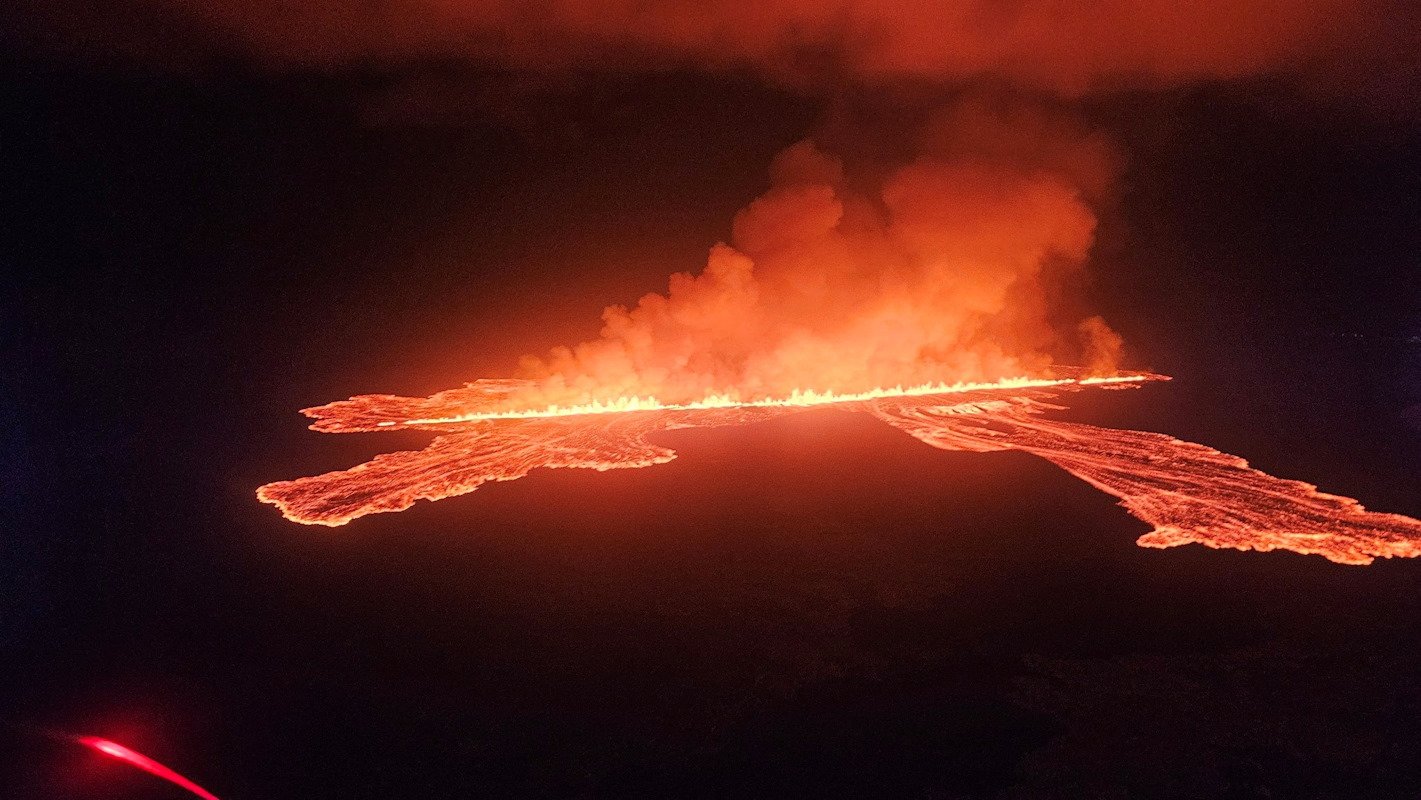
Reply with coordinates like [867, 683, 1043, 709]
[516, 98, 1122, 404]
[104, 1, 1397, 97]
[26, 0, 1407, 403]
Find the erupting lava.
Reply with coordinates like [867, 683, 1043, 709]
[255, 128, 1421, 566]
[258, 374, 1421, 566]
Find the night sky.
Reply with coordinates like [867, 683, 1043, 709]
[5, 4, 1421, 798]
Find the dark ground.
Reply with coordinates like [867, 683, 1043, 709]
[3, 62, 1420, 798]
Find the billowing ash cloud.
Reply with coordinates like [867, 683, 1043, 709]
[517, 97, 1124, 403]
[130, 0, 1383, 404]
[20, 1, 1407, 403]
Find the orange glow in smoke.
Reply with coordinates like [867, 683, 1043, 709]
[257, 373, 1421, 566]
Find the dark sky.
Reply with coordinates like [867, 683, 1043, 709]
[4, 7, 1421, 799]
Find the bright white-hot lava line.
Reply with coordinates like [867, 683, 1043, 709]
[381, 375, 1146, 425]
[257, 373, 1421, 566]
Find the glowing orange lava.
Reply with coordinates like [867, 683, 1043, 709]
[258, 374, 1421, 566]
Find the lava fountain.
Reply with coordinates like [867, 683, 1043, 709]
[257, 374, 1421, 566]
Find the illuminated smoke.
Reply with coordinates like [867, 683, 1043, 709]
[511, 99, 1122, 408]
[101, 0, 1401, 414]
[82, 1, 1402, 101]
[257, 378, 1421, 566]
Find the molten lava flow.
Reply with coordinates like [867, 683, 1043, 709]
[378, 376, 1144, 425]
[871, 394, 1421, 566]
[258, 374, 1421, 565]
[79, 737, 221, 800]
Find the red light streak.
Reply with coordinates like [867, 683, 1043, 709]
[79, 736, 221, 800]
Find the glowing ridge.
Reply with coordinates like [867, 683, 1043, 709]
[385, 375, 1149, 425]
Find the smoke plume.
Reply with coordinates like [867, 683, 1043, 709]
[55, 0, 1399, 98]
[18, 1, 1409, 403]
[513, 96, 1121, 404]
